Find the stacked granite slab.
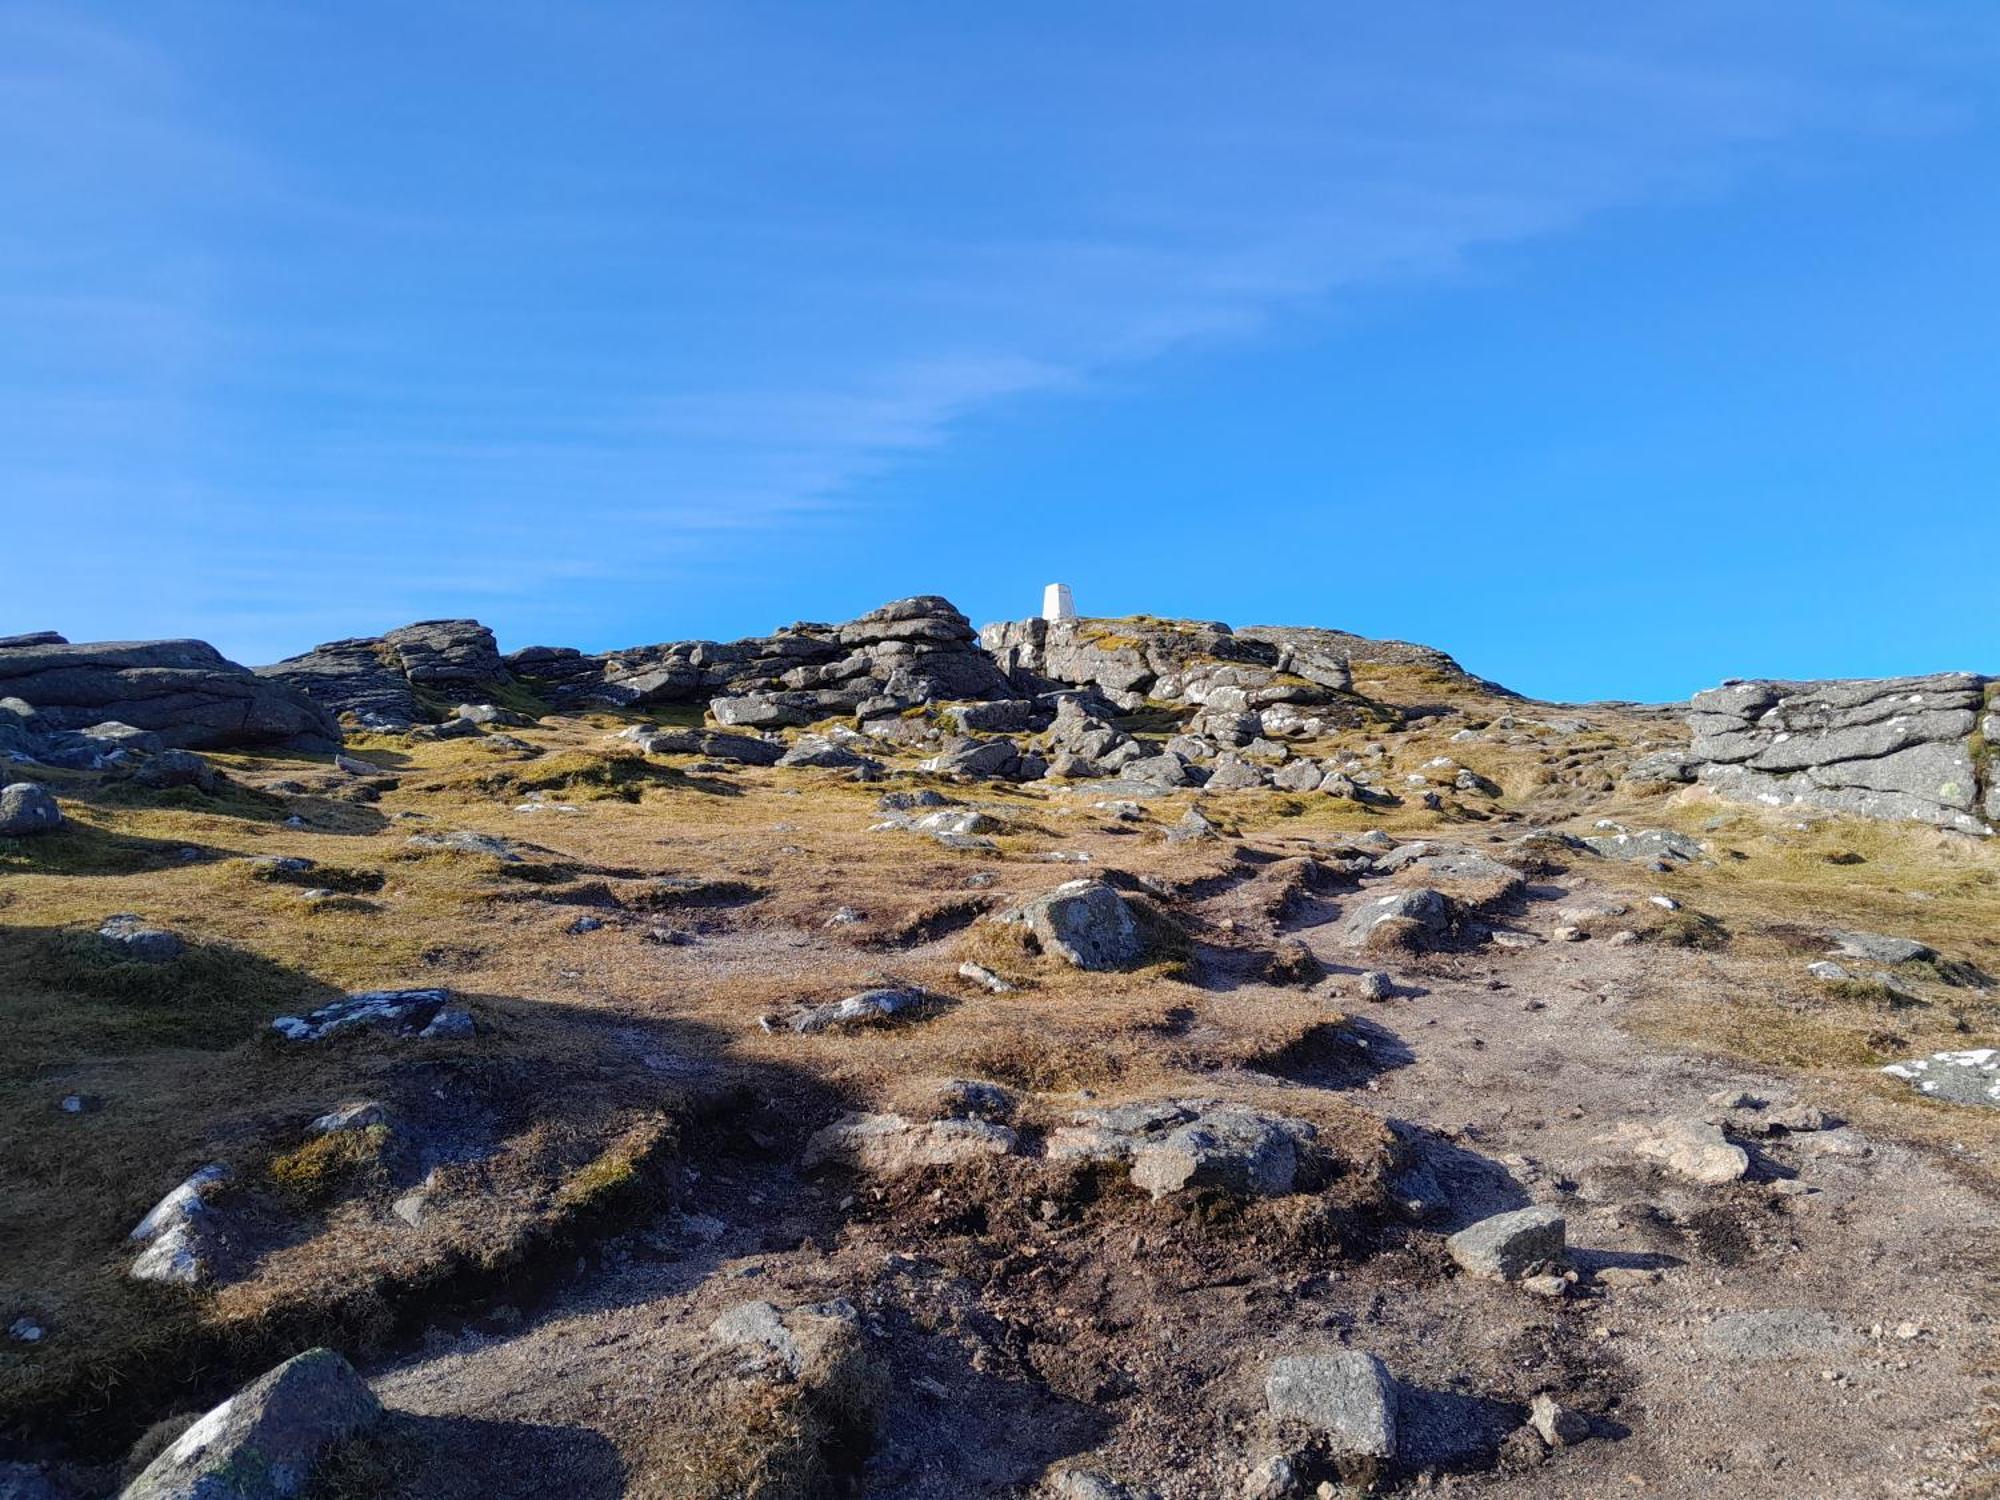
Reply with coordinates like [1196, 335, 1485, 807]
[1685, 673, 1993, 834]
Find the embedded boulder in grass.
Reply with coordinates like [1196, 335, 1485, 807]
[996, 878, 1149, 970]
[271, 989, 468, 1042]
[127, 1164, 231, 1286]
[97, 915, 186, 963]
[119, 1347, 382, 1500]
[1880, 1049, 2000, 1108]
[1336, 887, 1453, 952]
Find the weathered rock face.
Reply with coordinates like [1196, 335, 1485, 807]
[119, 1347, 382, 1500]
[258, 620, 507, 730]
[574, 596, 1016, 727]
[981, 616, 1358, 717]
[1682, 674, 1993, 833]
[0, 639, 340, 753]
[997, 879, 1149, 970]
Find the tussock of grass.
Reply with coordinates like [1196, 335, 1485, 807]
[267, 1127, 390, 1208]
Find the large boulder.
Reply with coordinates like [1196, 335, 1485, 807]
[119, 1347, 382, 1500]
[1682, 674, 1991, 833]
[258, 620, 507, 730]
[595, 596, 1015, 719]
[0, 639, 339, 752]
[0, 783, 63, 837]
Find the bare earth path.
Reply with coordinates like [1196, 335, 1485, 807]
[364, 858, 1998, 1499]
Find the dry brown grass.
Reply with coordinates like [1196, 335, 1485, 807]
[6, 671, 1997, 1470]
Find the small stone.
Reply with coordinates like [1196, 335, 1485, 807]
[311, 1101, 390, 1134]
[1529, 1393, 1590, 1447]
[1241, 1454, 1299, 1500]
[957, 961, 1016, 994]
[1806, 960, 1850, 981]
[1356, 970, 1394, 1001]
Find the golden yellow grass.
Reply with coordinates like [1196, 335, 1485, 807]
[5, 679, 1998, 1451]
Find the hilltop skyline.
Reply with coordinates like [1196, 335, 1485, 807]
[5, 2, 1998, 700]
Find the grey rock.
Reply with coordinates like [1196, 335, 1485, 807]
[998, 879, 1147, 970]
[118, 1347, 382, 1500]
[802, 1111, 1016, 1172]
[131, 748, 219, 791]
[920, 738, 1022, 780]
[1880, 1048, 2000, 1108]
[98, 915, 185, 963]
[1805, 960, 1850, 981]
[1240, 1454, 1299, 1500]
[1336, 887, 1452, 950]
[1529, 1393, 1590, 1448]
[1580, 828, 1703, 864]
[1128, 1107, 1307, 1199]
[1829, 930, 1936, 965]
[625, 726, 785, 765]
[789, 986, 944, 1035]
[404, 831, 520, 860]
[1446, 1206, 1567, 1281]
[1203, 754, 1269, 791]
[128, 1163, 230, 1286]
[1166, 806, 1220, 844]
[1684, 673, 1992, 831]
[418, 1007, 475, 1039]
[1605, 1117, 1749, 1183]
[1264, 1351, 1396, 1462]
[310, 1101, 390, 1134]
[1049, 1100, 1316, 1201]
[0, 782, 63, 836]
[776, 735, 882, 772]
[271, 988, 455, 1042]
[0, 637, 340, 751]
[454, 702, 532, 726]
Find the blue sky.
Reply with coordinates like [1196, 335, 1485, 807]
[3, 2, 1995, 701]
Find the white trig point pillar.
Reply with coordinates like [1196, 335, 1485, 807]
[1042, 582, 1076, 622]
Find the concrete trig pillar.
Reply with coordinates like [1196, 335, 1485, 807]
[1042, 582, 1076, 622]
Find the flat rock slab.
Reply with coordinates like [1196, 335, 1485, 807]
[1881, 1049, 2000, 1108]
[1701, 1309, 1859, 1361]
[802, 1112, 1017, 1173]
[271, 989, 462, 1042]
[1605, 1117, 1749, 1184]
